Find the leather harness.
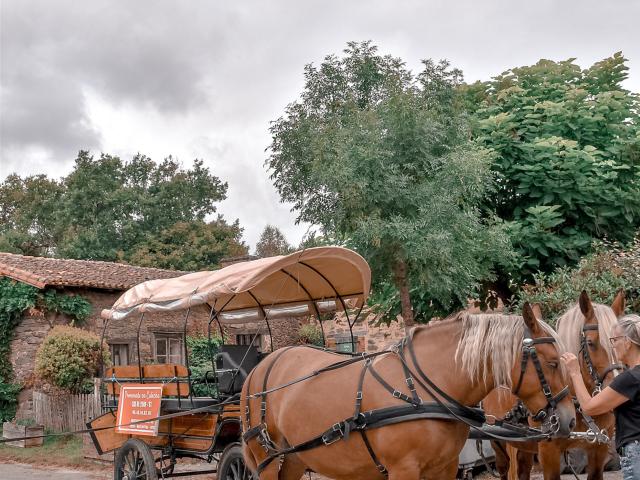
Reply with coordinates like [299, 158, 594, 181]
[243, 325, 569, 477]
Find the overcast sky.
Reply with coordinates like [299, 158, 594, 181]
[1, 0, 638, 251]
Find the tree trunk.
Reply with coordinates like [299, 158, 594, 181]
[393, 258, 414, 329]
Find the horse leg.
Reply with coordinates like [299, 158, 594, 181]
[491, 441, 511, 480]
[586, 444, 609, 480]
[537, 442, 562, 480]
[516, 450, 534, 480]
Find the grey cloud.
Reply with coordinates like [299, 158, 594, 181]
[1, 0, 639, 245]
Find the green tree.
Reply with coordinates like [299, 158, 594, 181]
[0, 151, 245, 270]
[255, 225, 292, 257]
[0, 174, 63, 256]
[267, 41, 512, 325]
[129, 218, 248, 270]
[57, 151, 228, 261]
[467, 53, 640, 278]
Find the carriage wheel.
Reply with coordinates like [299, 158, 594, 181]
[218, 443, 253, 480]
[114, 438, 158, 480]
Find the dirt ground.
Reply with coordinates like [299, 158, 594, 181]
[0, 461, 626, 479]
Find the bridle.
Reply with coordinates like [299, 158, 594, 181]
[512, 326, 570, 425]
[580, 324, 625, 395]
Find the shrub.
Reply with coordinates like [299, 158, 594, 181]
[518, 236, 640, 325]
[35, 326, 110, 393]
[297, 324, 324, 347]
[186, 335, 221, 397]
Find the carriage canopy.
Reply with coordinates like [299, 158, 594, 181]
[101, 247, 371, 324]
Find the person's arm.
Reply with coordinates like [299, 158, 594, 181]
[561, 353, 629, 416]
[569, 372, 628, 416]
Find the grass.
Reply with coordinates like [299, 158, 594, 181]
[0, 429, 88, 468]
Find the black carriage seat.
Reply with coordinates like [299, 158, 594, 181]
[216, 345, 261, 395]
[161, 396, 222, 413]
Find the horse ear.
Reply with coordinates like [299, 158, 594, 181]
[531, 303, 543, 322]
[523, 302, 541, 335]
[611, 289, 625, 317]
[579, 290, 595, 320]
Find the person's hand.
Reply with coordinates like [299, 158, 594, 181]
[560, 353, 581, 378]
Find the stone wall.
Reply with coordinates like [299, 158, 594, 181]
[9, 286, 212, 418]
[321, 309, 406, 352]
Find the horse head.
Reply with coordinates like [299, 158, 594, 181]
[576, 289, 625, 394]
[510, 302, 576, 437]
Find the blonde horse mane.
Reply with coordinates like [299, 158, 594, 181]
[556, 303, 617, 363]
[452, 313, 564, 388]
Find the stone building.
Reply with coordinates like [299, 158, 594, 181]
[1, 252, 404, 417]
[0, 253, 202, 417]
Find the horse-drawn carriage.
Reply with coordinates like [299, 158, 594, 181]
[88, 247, 372, 479]
[88, 246, 588, 479]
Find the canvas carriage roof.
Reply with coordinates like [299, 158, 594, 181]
[101, 247, 371, 323]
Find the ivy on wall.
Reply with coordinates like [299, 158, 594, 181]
[0, 277, 92, 421]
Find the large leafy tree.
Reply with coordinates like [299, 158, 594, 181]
[466, 53, 640, 277]
[255, 225, 292, 257]
[0, 151, 245, 270]
[267, 42, 512, 325]
[0, 174, 63, 256]
[128, 218, 248, 270]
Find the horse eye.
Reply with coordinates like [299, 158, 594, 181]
[587, 340, 596, 349]
[548, 362, 558, 369]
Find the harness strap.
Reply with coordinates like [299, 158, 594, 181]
[360, 429, 388, 478]
[255, 402, 487, 474]
[580, 324, 626, 394]
[368, 363, 420, 407]
[403, 332, 483, 421]
[397, 338, 422, 405]
[260, 347, 297, 425]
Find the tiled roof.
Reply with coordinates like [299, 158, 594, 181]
[0, 253, 186, 290]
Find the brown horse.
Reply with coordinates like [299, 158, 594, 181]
[485, 291, 625, 480]
[240, 305, 575, 480]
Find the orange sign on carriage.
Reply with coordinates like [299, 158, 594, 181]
[116, 384, 163, 436]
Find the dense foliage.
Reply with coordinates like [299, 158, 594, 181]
[518, 236, 640, 324]
[255, 225, 292, 257]
[187, 335, 221, 397]
[35, 325, 109, 393]
[129, 218, 247, 270]
[0, 279, 92, 419]
[466, 53, 640, 279]
[297, 324, 324, 346]
[267, 41, 512, 324]
[0, 151, 247, 270]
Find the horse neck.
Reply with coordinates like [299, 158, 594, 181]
[410, 320, 497, 407]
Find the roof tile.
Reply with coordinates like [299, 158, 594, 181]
[0, 253, 186, 290]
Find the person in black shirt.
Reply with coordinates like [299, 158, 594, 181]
[561, 314, 640, 480]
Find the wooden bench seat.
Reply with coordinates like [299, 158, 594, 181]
[104, 364, 191, 397]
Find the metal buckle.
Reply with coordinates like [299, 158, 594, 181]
[322, 423, 344, 446]
[356, 391, 363, 400]
[406, 377, 415, 389]
[543, 386, 552, 397]
[356, 412, 367, 428]
[392, 390, 402, 398]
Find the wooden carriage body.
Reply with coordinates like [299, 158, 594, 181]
[89, 363, 243, 456]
